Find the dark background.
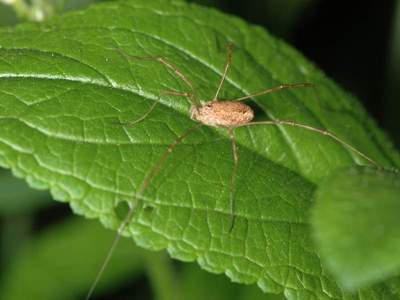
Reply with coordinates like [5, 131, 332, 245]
[193, 0, 400, 146]
[0, 0, 399, 299]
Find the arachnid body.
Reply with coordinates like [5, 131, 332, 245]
[86, 44, 379, 300]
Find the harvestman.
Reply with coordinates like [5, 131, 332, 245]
[86, 44, 379, 299]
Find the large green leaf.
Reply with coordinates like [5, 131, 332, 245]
[0, 218, 144, 300]
[0, 0, 399, 299]
[312, 166, 400, 291]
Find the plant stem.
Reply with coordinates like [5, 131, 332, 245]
[144, 251, 182, 300]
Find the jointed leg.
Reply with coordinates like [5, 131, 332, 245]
[213, 43, 234, 101]
[86, 123, 203, 300]
[138, 123, 204, 194]
[115, 48, 200, 107]
[162, 89, 192, 97]
[230, 82, 315, 102]
[114, 98, 160, 127]
[114, 88, 193, 127]
[227, 127, 239, 232]
[235, 120, 380, 168]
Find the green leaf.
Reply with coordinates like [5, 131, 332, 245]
[0, 0, 399, 299]
[0, 217, 144, 300]
[312, 166, 400, 291]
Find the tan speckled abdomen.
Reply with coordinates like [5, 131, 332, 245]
[190, 101, 254, 127]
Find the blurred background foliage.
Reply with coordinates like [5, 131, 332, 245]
[0, 0, 399, 299]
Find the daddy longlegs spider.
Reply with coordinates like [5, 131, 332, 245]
[85, 43, 380, 299]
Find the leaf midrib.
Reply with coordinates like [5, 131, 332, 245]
[0, 25, 326, 169]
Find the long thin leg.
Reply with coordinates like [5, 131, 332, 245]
[227, 127, 239, 232]
[113, 88, 193, 127]
[115, 48, 200, 107]
[85, 123, 203, 300]
[162, 89, 192, 97]
[114, 98, 159, 127]
[230, 83, 315, 102]
[235, 120, 380, 168]
[138, 123, 203, 194]
[213, 43, 234, 101]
